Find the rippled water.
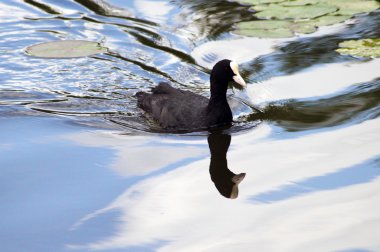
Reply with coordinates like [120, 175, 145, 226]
[1, 1, 380, 252]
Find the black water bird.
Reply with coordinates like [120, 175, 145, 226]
[208, 133, 246, 199]
[136, 59, 246, 131]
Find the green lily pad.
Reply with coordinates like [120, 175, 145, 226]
[291, 21, 317, 33]
[234, 0, 379, 38]
[239, 0, 286, 5]
[234, 20, 317, 37]
[319, 0, 380, 16]
[237, 20, 293, 30]
[25, 40, 108, 58]
[255, 4, 338, 20]
[311, 15, 351, 26]
[234, 13, 352, 38]
[280, 0, 319, 6]
[336, 39, 380, 58]
[235, 27, 294, 38]
[250, 4, 272, 12]
[235, 20, 293, 37]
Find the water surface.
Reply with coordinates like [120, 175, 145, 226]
[1, 0, 380, 251]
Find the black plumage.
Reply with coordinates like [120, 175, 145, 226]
[208, 133, 246, 199]
[136, 59, 246, 131]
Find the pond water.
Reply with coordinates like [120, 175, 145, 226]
[1, 0, 380, 251]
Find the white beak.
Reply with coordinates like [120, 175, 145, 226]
[230, 61, 247, 88]
[233, 74, 247, 88]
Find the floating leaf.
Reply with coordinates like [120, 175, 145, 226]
[234, 20, 317, 37]
[235, 20, 293, 37]
[291, 21, 317, 34]
[234, 14, 349, 38]
[26, 40, 108, 58]
[311, 15, 351, 26]
[336, 39, 380, 58]
[280, 0, 319, 6]
[319, 0, 380, 16]
[235, 27, 294, 38]
[237, 20, 293, 30]
[255, 4, 338, 20]
[250, 4, 272, 11]
[238, 0, 286, 5]
[234, 0, 379, 38]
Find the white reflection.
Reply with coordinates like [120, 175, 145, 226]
[243, 59, 380, 106]
[134, 0, 174, 22]
[191, 37, 282, 69]
[0, 143, 12, 150]
[67, 118, 380, 251]
[65, 131, 207, 176]
[0, 2, 38, 21]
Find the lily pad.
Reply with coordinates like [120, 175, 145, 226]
[319, 0, 380, 16]
[26, 40, 108, 58]
[311, 15, 351, 26]
[250, 4, 272, 11]
[336, 39, 380, 58]
[235, 20, 294, 37]
[235, 26, 294, 38]
[280, 0, 319, 6]
[239, 0, 286, 5]
[255, 4, 338, 20]
[291, 21, 317, 33]
[237, 20, 293, 30]
[234, 13, 353, 37]
[235, 20, 317, 37]
[234, 0, 379, 38]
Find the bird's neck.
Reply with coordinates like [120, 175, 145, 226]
[206, 73, 232, 126]
[207, 86, 232, 124]
[209, 76, 228, 103]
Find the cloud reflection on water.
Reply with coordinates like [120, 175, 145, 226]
[65, 131, 208, 177]
[134, 0, 175, 23]
[245, 59, 380, 106]
[67, 118, 380, 252]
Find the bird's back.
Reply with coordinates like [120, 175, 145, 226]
[136, 82, 209, 130]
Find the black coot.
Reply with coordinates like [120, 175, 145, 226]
[136, 59, 246, 131]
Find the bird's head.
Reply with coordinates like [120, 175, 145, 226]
[211, 59, 247, 90]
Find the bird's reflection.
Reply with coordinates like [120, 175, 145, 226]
[208, 132, 246, 199]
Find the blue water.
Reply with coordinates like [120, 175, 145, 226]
[1, 1, 380, 251]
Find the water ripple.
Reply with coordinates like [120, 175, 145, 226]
[0, 0, 379, 134]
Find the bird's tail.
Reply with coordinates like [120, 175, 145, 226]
[135, 91, 152, 112]
[136, 91, 147, 106]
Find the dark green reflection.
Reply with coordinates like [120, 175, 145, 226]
[248, 80, 380, 131]
[172, 0, 255, 39]
[23, 0, 60, 14]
